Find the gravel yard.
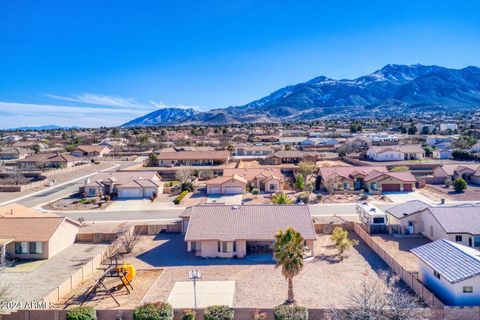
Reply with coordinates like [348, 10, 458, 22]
[370, 235, 431, 273]
[138, 234, 395, 308]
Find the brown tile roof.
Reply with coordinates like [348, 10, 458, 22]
[206, 174, 248, 186]
[17, 153, 84, 163]
[183, 205, 316, 241]
[319, 166, 388, 181]
[155, 151, 230, 161]
[0, 216, 78, 241]
[223, 168, 283, 181]
[74, 145, 110, 153]
[370, 144, 424, 154]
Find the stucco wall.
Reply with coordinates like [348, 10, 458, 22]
[48, 220, 79, 258]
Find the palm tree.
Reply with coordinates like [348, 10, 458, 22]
[271, 192, 293, 204]
[273, 227, 305, 304]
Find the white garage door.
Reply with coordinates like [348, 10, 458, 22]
[118, 188, 143, 198]
[223, 186, 244, 194]
[207, 186, 221, 194]
[144, 188, 158, 198]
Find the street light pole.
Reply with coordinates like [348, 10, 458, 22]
[188, 269, 202, 309]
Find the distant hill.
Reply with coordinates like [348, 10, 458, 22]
[123, 64, 480, 126]
[7, 125, 79, 131]
[122, 107, 200, 127]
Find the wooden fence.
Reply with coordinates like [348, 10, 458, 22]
[353, 223, 480, 320]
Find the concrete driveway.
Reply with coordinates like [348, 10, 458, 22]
[381, 191, 438, 204]
[106, 198, 177, 211]
[206, 194, 242, 205]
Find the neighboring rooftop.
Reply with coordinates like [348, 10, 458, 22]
[385, 200, 430, 219]
[427, 205, 480, 235]
[411, 239, 480, 283]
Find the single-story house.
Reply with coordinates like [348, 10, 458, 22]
[206, 174, 248, 195]
[366, 145, 425, 161]
[369, 133, 399, 146]
[385, 200, 431, 234]
[0, 147, 32, 160]
[429, 164, 480, 184]
[318, 166, 417, 194]
[432, 149, 453, 160]
[154, 151, 230, 166]
[411, 240, 480, 306]
[181, 205, 317, 258]
[0, 204, 80, 261]
[421, 205, 480, 248]
[71, 145, 111, 158]
[223, 168, 285, 193]
[81, 171, 163, 199]
[12, 141, 48, 151]
[16, 153, 87, 169]
[233, 145, 274, 157]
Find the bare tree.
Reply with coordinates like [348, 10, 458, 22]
[328, 271, 427, 320]
[175, 169, 194, 184]
[116, 230, 139, 254]
[0, 283, 11, 305]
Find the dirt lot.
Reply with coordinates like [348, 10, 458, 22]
[426, 183, 480, 201]
[370, 235, 431, 273]
[135, 234, 397, 308]
[58, 269, 162, 310]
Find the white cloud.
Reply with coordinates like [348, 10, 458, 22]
[45, 93, 153, 110]
[0, 101, 149, 129]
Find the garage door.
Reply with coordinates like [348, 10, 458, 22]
[223, 186, 244, 194]
[403, 184, 413, 191]
[382, 184, 401, 192]
[144, 188, 158, 198]
[207, 186, 221, 194]
[118, 188, 143, 198]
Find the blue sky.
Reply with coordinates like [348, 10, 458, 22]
[1, 0, 480, 128]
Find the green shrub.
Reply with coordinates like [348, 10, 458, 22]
[453, 178, 467, 192]
[273, 304, 308, 320]
[66, 306, 96, 320]
[174, 190, 189, 205]
[182, 309, 196, 320]
[204, 305, 234, 320]
[133, 302, 173, 320]
[251, 188, 260, 195]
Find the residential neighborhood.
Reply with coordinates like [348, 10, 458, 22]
[0, 118, 480, 320]
[2, 1, 480, 319]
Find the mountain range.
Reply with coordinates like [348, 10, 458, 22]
[122, 64, 480, 127]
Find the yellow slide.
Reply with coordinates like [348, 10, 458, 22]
[116, 263, 136, 284]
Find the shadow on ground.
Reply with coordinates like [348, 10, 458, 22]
[135, 233, 275, 267]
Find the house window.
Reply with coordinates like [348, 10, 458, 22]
[343, 182, 350, 189]
[455, 235, 463, 242]
[15, 242, 28, 254]
[474, 236, 480, 248]
[430, 226, 434, 238]
[370, 182, 377, 191]
[233, 241, 237, 252]
[434, 270, 441, 280]
[270, 184, 276, 190]
[88, 188, 96, 196]
[218, 241, 231, 253]
[29, 242, 42, 254]
[463, 286, 473, 293]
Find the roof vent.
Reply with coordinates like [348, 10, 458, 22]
[232, 205, 240, 210]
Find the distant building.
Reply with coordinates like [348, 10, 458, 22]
[439, 123, 458, 132]
[366, 145, 425, 161]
